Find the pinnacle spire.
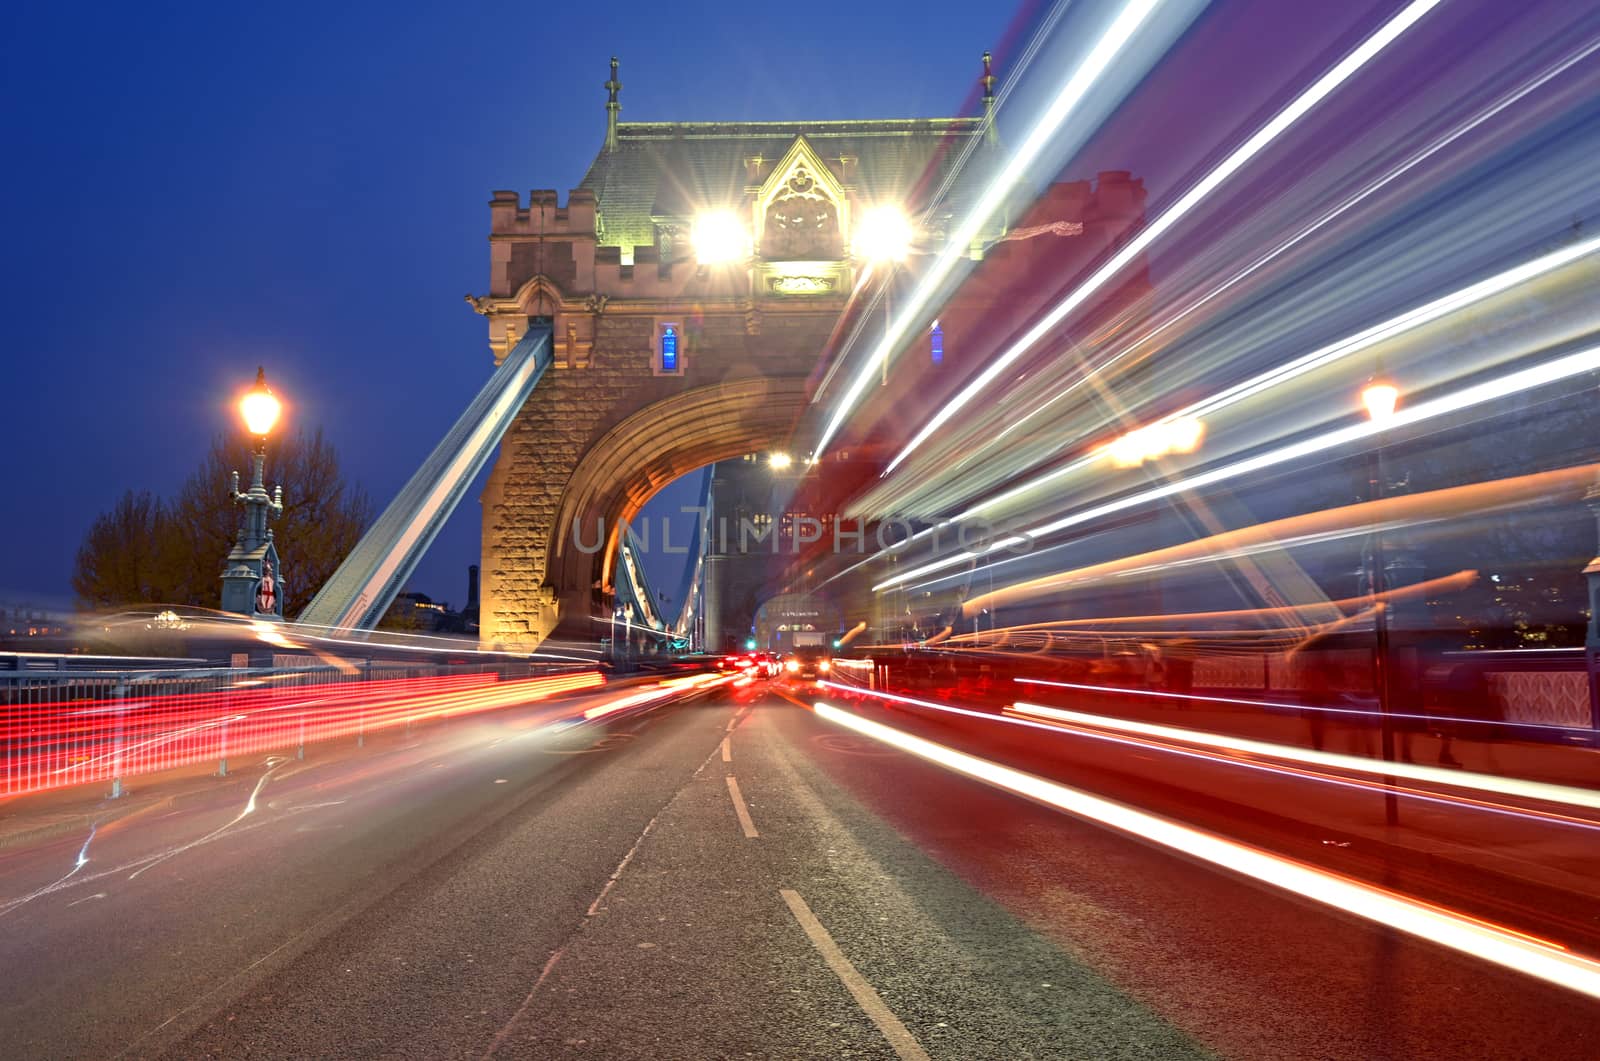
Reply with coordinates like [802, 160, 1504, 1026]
[982, 51, 998, 147]
[605, 56, 622, 151]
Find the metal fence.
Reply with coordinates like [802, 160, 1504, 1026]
[0, 659, 602, 800]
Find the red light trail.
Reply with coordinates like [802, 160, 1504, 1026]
[0, 670, 604, 799]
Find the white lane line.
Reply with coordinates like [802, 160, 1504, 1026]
[726, 776, 760, 838]
[780, 889, 931, 1061]
[721, 737, 732, 763]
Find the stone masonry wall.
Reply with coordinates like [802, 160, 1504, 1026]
[480, 307, 832, 648]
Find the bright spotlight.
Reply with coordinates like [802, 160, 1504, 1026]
[854, 205, 914, 262]
[1362, 382, 1400, 422]
[768, 452, 794, 470]
[691, 210, 748, 265]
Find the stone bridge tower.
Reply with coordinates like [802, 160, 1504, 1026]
[469, 61, 997, 649]
[470, 59, 1146, 650]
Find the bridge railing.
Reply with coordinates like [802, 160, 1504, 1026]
[0, 658, 602, 800]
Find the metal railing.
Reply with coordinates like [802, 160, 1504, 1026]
[0, 658, 601, 800]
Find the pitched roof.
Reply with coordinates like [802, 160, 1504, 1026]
[578, 118, 990, 249]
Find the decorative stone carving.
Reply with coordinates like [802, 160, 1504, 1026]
[764, 166, 842, 260]
[769, 274, 836, 295]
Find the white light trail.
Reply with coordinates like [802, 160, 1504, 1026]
[1010, 701, 1600, 812]
[875, 342, 1600, 591]
[815, 681, 1600, 830]
[972, 36, 1600, 458]
[825, 675, 1600, 816]
[1013, 676, 1582, 734]
[843, 235, 1600, 593]
[812, 701, 1600, 1000]
[882, 0, 1446, 475]
[813, 0, 1172, 457]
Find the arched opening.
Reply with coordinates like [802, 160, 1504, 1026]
[479, 376, 810, 647]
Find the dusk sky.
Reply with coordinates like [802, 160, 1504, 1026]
[0, 0, 1021, 613]
[1, 0, 1534, 616]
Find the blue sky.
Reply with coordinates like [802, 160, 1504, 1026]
[0, 0, 1020, 611]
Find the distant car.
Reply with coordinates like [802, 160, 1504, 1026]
[717, 652, 779, 678]
[784, 646, 832, 681]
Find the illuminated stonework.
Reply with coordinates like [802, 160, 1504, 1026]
[468, 66, 1154, 649]
[757, 140, 849, 261]
[769, 274, 836, 295]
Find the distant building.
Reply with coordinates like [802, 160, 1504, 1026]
[380, 567, 482, 635]
[0, 603, 72, 651]
[695, 451, 859, 652]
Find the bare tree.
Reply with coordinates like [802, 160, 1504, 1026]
[72, 491, 171, 608]
[75, 430, 372, 617]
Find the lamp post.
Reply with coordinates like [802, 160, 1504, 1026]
[1362, 379, 1401, 826]
[221, 367, 287, 620]
[623, 602, 634, 671]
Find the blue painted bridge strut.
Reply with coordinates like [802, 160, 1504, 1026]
[297, 327, 552, 632]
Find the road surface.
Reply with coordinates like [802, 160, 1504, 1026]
[1, 679, 1595, 1059]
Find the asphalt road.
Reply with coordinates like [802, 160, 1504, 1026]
[1, 679, 1595, 1059]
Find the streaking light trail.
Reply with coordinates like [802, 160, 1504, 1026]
[813, 0, 1175, 457]
[977, 235, 1600, 518]
[1, 670, 605, 799]
[818, 679, 1600, 817]
[811, 701, 1600, 1000]
[829, 236, 1600, 593]
[953, 36, 1600, 465]
[1008, 701, 1600, 812]
[877, 341, 1600, 593]
[581, 673, 733, 720]
[881, 0, 1447, 475]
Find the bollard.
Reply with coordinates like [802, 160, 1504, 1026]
[358, 659, 370, 747]
[218, 718, 229, 778]
[109, 674, 128, 799]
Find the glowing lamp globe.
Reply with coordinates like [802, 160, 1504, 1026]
[240, 367, 282, 437]
[854, 205, 913, 262]
[691, 210, 748, 265]
[1362, 382, 1400, 422]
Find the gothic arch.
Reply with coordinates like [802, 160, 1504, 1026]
[541, 376, 811, 638]
[755, 137, 850, 260]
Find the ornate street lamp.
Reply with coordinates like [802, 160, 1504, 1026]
[221, 367, 288, 619]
